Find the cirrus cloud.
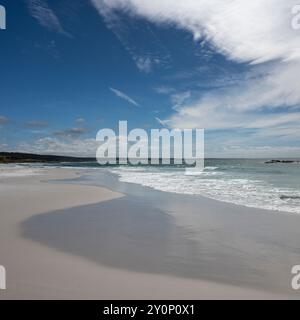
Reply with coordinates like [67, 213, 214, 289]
[92, 0, 300, 140]
[27, 0, 71, 37]
[110, 87, 140, 107]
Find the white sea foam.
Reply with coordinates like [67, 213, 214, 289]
[0, 165, 43, 178]
[203, 166, 219, 170]
[110, 166, 300, 214]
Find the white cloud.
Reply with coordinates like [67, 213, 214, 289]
[17, 137, 98, 157]
[207, 144, 300, 158]
[110, 87, 140, 107]
[135, 56, 163, 73]
[136, 56, 153, 73]
[92, 0, 300, 136]
[204, 128, 300, 158]
[91, 0, 299, 63]
[167, 61, 300, 130]
[76, 118, 85, 124]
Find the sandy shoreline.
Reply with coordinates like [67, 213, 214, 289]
[0, 168, 291, 299]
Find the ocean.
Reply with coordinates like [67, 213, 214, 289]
[30, 159, 300, 214]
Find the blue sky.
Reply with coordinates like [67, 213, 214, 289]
[0, 0, 300, 157]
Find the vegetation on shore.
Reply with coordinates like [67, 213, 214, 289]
[0, 152, 95, 164]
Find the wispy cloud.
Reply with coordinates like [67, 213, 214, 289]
[27, 0, 71, 37]
[110, 87, 139, 107]
[91, 0, 170, 73]
[54, 127, 88, 139]
[76, 118, 85, 124]
[136, 56, 153, 73]
[135, 55, 163, 73]
[25, 120, 48, 128]
[0, 143, 8, 150]
[154, 86, 175, 95]
[171, 91, 191, 110]
[17, 137, 98, 157]
[93, 0, 300, 142]
[155, 117, 170, 127]
[0, 116, 9, 125]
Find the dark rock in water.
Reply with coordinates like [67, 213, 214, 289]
[265, 160, 300, 164]
[280, 195, 300, 200]
[265, 160, 281, 163]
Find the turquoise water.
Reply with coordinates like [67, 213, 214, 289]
[46, 159, 300, 214]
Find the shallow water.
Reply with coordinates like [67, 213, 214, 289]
[31, 159, 300, 214]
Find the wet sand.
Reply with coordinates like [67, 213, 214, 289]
[0, 168, 298, 299]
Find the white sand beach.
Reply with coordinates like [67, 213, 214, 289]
[0, 167, 288, 299]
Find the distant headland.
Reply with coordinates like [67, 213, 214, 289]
[0, 152, 95, 164]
